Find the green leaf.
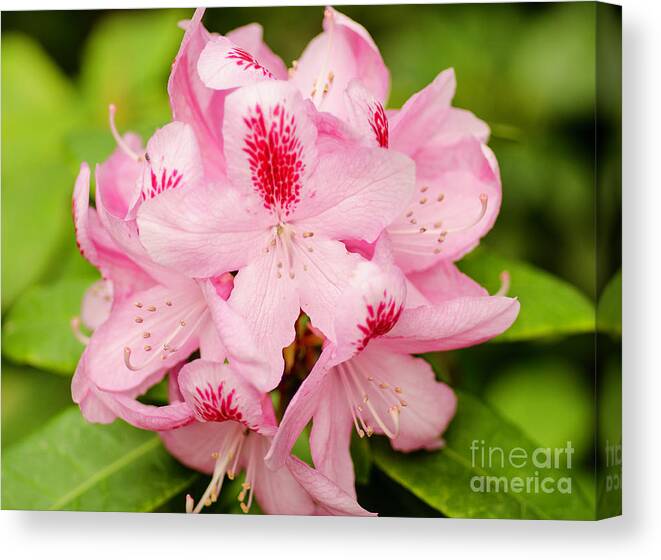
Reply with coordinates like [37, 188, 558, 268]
[373, 391, 594, 519]
[1, 362, 73, 449]
[79, 9, 188, 129]
[351, 432, 373, 485]
[1, 407, 197, 512]
[484, 358, 593, 457]
[2, 278, 95, 375]
[458, 248, 595, 341]
[597, 270, 621, 337]
[1, 33, 80, 308]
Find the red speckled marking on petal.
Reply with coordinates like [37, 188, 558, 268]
[227, 47, 274, 79]
[193, 381, 247, 425]
[369, 102, 389, 148]
[242, 103, 305, 218]
[142, 168, 183, 200]
[355, 291, 402, 351]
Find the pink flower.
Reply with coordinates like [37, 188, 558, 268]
[196, 7, 388, 122]
[136, 80, 415, 390]
[189, 6, 500, 275]
[344, 71, 500, 273]
[168, 9, 289, 180]
[265, 240, 519, 491]
[145, 359, 374, 515]
[71, 116, 251, 425]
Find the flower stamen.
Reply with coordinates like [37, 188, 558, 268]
[108, 104, 143, 162]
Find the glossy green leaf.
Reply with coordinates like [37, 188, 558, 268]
[1, 407, 197, 511]
[484, 358, 593, 456]
[458, 249, 595, 341]
[1, 33, 80, 308]
[1, 362, 73, 449]
[597, 270, 622, 337]
[373, 391, 594, 519]
[2, 278, 95, 375]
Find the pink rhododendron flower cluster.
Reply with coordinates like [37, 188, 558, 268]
[71, 7, 519, 515]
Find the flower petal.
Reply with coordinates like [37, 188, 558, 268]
[387, 137, 501, 271]
[74, 163, 154, 301]
[406, 260, 488, 305]
[381, 296, 520, 354]
[198, 36, 276, 90]
[95, 135, 144, 220]
[81, 279, 113, 331]
[334, 240, 407, 359]
[137, 121, 203, 203]
[87, 282, 207, 393]
[160, 420, 244, 474]
[349, 346, 457, 452]
[309, 373, 356, 497]
[200, 280, 270, 388]
[245, 434, 316, 515]
[292, 7, 389, 119]
[226, 247, 300, 391]
[389, 68, 456, 158]
[293, 146, 415, 243]
[265, 345, 335, 470]
[227, 23, 288, 80]
[223, 80, 318, 220]
[177, 359, 264, 429]
[295, 236, 363, 342]
[99, 394, 195, 431]
[344, 79, 389, 148]
[137, 180, 272, 277]
[168, 7, 227, 180]
[286, 456, 376, 516]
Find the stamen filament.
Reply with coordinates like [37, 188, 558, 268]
[70, 317, 90, 345]
[495, 270, 511, 297]
[123, 306, 207, 371]
[108, 104, 142, 162]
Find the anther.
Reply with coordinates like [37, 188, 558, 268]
[143, 332, 151, 338]
[134, 317, 143, 323]
[134, 302, 143, 308]
[185, 495, 194, 514]
[144, 345, 152, 352]
[147, 305, 156, 312]
[419, 197, 428, 205]
[302, 231, 314, 238]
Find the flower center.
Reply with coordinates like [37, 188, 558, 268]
[336, 360, 407, 440]
[263, 224, 318, 282]
[123, 294, 208, 372]
[389, 191, 489, 256]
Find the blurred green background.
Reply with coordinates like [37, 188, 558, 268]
[1, 4, 621, 517]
